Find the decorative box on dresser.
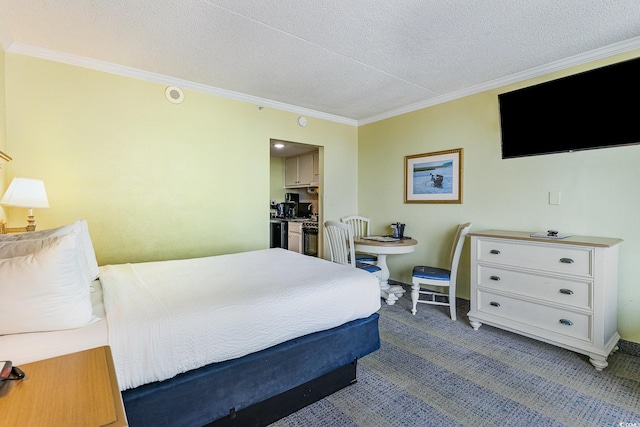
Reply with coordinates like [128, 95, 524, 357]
[467, 230, 623, 370]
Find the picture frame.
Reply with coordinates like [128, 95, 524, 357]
[405, 148, 463, 204]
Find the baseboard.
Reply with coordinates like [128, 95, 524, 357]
[388, 280, 640, 357]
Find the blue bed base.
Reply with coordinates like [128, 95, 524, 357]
[122, 313, 380, 427]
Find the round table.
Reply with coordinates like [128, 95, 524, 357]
[354, 237, 418, 305]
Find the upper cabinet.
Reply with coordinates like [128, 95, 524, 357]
[285, 152, 318, 188]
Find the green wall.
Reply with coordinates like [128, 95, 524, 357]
[358, 50, 640, 343]
[2, 53, 358, 264]
[269, 157, 286, 203]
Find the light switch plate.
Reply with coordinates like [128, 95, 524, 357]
[549, 191, 561, 205]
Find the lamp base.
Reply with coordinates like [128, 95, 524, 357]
[27, 215, 36, 232]
[0, 220, 33, 234]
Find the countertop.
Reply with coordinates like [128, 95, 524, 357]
[270, 217, 316, 223]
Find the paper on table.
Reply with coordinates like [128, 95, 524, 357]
[361, 236, 400, 242]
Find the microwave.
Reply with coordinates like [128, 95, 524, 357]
[297, 202, 313, 218]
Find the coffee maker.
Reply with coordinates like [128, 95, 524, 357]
[285, 193, 299, 217]
[276, 202, 296, 218]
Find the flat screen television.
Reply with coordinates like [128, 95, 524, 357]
[498, 56, 640, 159]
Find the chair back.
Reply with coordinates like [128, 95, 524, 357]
[448, 222, 472, 280]
[324, 220, 355, 267]
[340, 215, 371, 238]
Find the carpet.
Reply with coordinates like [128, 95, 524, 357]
[271, 286, 640, 426]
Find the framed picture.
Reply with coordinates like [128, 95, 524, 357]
[405, 148, 463, 204]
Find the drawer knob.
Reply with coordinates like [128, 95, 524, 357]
[559, 318, 574, 326]
[490, 275, 501, 281]
[490, 249, 501, 255]
[489, 301, 501, 307]
[559, 258, 574, 264]
[559, 288, 574, 295]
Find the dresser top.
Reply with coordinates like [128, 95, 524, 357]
[470, 230, 623, 248]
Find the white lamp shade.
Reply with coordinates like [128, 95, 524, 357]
[1, 178, 49, 209]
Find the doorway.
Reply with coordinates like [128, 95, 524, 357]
[269, 139, 323, 256]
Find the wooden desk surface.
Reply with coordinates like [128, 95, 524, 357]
[0, 346, 127, 427]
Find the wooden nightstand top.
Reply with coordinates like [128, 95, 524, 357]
[0, 346, 127, 426]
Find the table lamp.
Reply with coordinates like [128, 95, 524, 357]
[0, 177, 49, 232]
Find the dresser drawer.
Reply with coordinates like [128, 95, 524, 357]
[477, 290, 591, 341]
[477, 265, 592, 310]
[476, 239, 592, 276]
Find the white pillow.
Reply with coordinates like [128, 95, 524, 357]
[0, 235, 91, 287]
[0, 232, 96, 335]
[0, 220, 99, 281]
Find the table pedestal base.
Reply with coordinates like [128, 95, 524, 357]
[353, 239, 418, 306]
[380, 282, 405, 305]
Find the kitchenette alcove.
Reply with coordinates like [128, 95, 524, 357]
[270, 139, 321, 258]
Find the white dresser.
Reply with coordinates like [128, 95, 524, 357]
[468, 230, 622, 370]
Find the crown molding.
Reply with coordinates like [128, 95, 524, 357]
[4, 35, 640, 127]
[5, 42, 358, 127]
[358, 36, 640, 125]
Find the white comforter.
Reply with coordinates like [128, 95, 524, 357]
[100, 248, 381, 390]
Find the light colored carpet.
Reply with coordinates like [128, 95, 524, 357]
[272, 285, 640, 426]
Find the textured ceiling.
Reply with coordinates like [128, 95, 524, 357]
[1, 1, 640, 124]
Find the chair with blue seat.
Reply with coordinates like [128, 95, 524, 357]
[411, 222, 472, 320]
[340, 215, 377, 264]
[324, 220, 382, 277]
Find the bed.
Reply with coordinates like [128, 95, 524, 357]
[0, 221, 381, 426]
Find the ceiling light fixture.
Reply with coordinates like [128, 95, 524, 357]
[273, 143, 285, 149]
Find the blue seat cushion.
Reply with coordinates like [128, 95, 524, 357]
[356, 262, 382, 273]
[355, 253, 377, 263]
[412, 265, 450, 281]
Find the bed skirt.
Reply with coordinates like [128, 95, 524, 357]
[122, 313, 380, 427]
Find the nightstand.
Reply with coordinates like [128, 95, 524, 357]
[0, 346, 127, 426]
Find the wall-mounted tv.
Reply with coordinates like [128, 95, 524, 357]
[498, 56, 640, 159]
